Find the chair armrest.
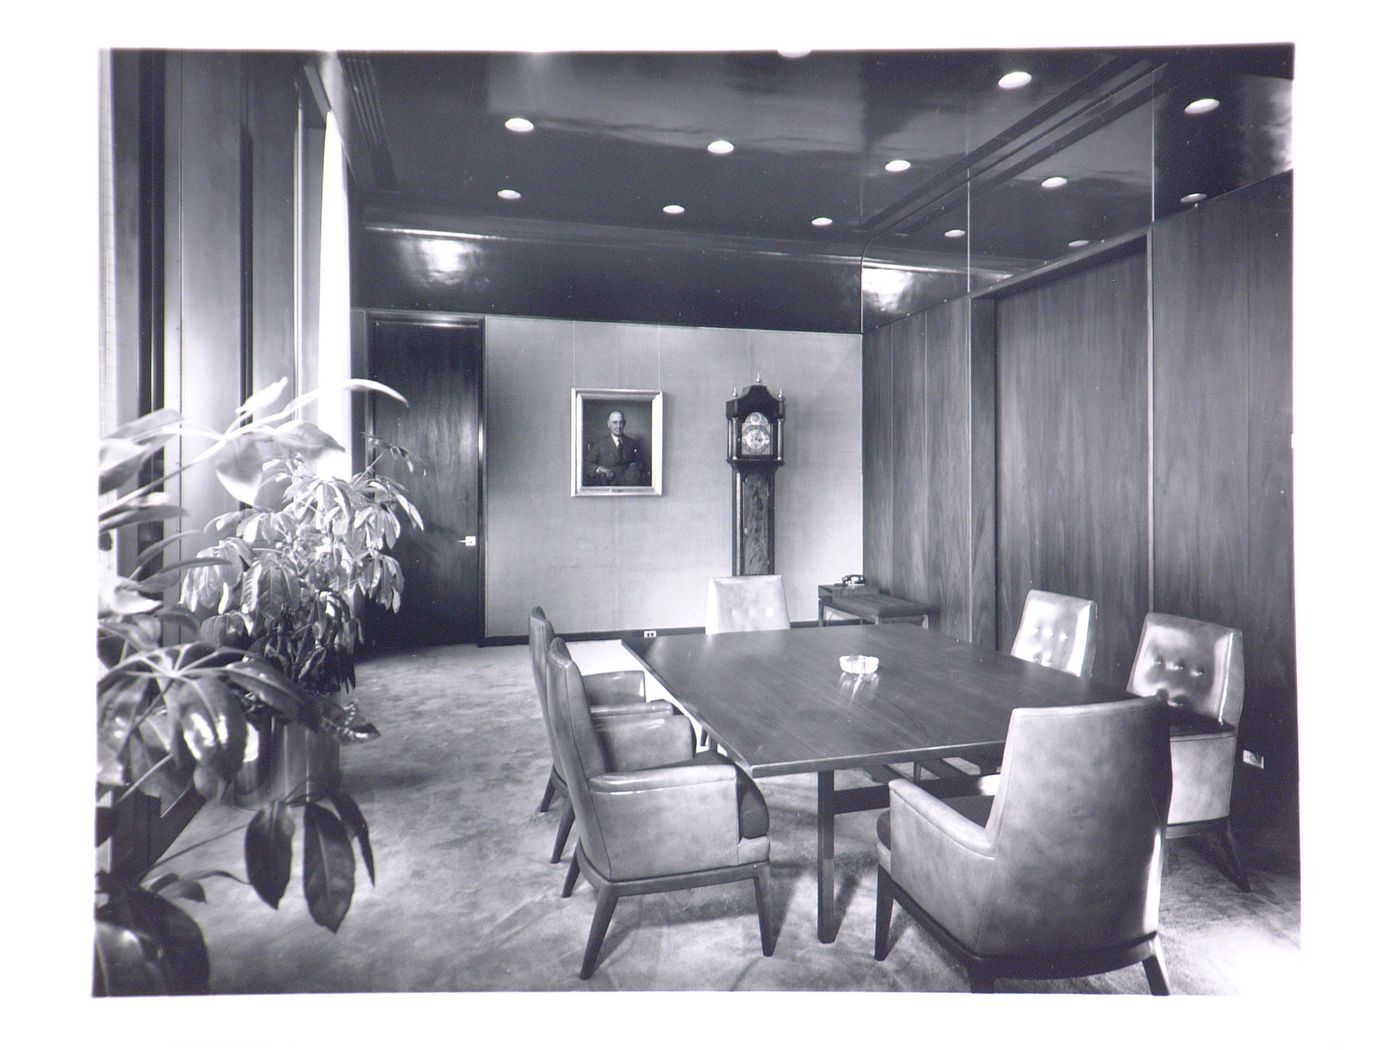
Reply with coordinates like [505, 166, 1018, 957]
[583, 670, 647, 705]
[588, 763, 744, 879]
[890, 779, 995, 858]
[595, 713, 695, 771]
[590, 700, 675, 720]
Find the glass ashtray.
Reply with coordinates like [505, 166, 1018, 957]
[839, 654, 879, 675]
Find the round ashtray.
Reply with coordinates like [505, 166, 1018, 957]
[839, 654, 879, 675]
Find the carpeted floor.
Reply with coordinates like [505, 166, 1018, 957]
[166, 639, 1302, 996]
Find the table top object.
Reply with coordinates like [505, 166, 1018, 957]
[839, 654, 880, 675]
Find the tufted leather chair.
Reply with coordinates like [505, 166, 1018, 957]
[875, 696, 1173, 993]
[705, 575, 791, 634]
[546, 637, 775, 978]
[1128, 612, 1250, 890]
[1010, 589, 1099, 678]
[919, 589, 1098, 784]
[527, 608, 678, 864]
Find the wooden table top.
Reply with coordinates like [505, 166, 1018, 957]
[624, 624, 1128, 778]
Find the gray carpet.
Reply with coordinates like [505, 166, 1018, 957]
[167, 640, 1301, 996]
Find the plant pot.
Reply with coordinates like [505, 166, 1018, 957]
[233, 718, 341, 807]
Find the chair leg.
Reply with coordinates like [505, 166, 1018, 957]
[874, 867, 893, 961]
[538, 775, 556, 813]
[549, 798, 575, 864]
[561, 851, 580, 898]
[1142, 937, 1171, 995]
[1218, 822, 1252, 892]
[753, 864, 775, 956]
[580, 885, 619, 979]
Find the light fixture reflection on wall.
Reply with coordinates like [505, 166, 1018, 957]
[411, 236, 479, 287]
[862, 264, 913, 309]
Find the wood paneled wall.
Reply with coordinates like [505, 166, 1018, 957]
[996, 251, 1150, 683]
[1152, 174, 1295, 777]
[862, 171, 1295, 780]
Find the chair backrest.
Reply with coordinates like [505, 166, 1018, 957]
[1009, 589, 1098, 678]
[527, 607, 566, 771]
[1127, 612, 1244, 726]
[705, 575, 790, 634]
[981, 696, 1171, 955]
[544, 636, 612, 869]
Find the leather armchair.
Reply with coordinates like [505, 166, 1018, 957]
[527, 608, 678, 863]
[1128, 611, 1250, 890]
[921, 589, 1098, 783]
[705, 574, 790, 634]
[546, 637, 774, 978]
[1010, 589, 1098, 677]
[875, 696, 1172, 993]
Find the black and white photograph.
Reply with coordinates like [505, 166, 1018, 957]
[571, 388, 663, 495]
[25, 4, 1395, 1047]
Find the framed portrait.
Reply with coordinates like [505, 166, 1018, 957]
[570, 388, 664, 497]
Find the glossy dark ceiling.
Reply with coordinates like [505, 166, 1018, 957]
[329, 45, 1291, 283]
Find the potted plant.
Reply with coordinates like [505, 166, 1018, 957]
[95, 378, 404, 995]
[179, 438, 423, 802]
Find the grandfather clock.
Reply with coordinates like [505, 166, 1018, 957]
[726, 383, 785, 575]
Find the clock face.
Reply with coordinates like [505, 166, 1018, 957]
[740, 412, 773, 455]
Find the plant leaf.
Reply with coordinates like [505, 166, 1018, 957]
[222, 663, 309, 724]
[303, 803, 355, 932]
[245, 801, 294, 908]
[328, 791, 375, 884]
[212, 432, 272, 505]
[237, 377, 289, 419]
[97, 888, 210, 994]
[168, 677, 247, 781]
[93, 920, 169, 996]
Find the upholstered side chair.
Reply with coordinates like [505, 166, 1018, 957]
[527, 608, 677, 864]
[920, 589, 1098, 783]
[705, 574, 790, 634]
[546, 637, 775, 978]
[876, 696, 1173, 993]
[1128, 611, 1250, 891]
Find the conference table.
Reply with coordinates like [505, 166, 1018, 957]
[623, 623, 1129, 943]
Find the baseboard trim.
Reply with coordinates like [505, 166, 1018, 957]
[482, 620, 823, 647]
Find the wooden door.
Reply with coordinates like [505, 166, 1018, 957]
[366, 317, 483, 647]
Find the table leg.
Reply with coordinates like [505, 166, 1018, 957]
[818, 769, 836, 942]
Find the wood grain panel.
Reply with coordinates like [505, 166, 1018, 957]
[1151, 196, 1250, 632]
[996, 251, 1150, 683]
[1243, 174, 1295, 776]
[892, 311, 930, 603]
[862, 322, 894, 590]
[924, 298, 971, 639]
[968, 299, 999, 649]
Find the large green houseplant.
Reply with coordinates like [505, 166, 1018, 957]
[179, 439, 423, 796]
[95, 378, 411, 995]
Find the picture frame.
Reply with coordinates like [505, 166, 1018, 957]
[570, 388, 664, 497]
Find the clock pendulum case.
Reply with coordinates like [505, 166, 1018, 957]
[725, 383, 785, 575]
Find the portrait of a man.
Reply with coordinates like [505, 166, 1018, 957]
[571, 389, 663, 496]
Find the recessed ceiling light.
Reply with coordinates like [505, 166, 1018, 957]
[1068, 239, 1090, 248]
[945, 228, 966, 239]
[1040, 176, 1068, 189]
[811, 216, 833, 227]
[884, 159, 911, 173]
[662, 204, 685, 215]
[497, 189, 521, 201]
[1184, 98, 1220, 115]
[778, 49, 811, 59]
[707, 139, 735, 155]
[1181, 192, 1208, 204]
[504, 116, 535, 133]
[999, 71, 1032, 90]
